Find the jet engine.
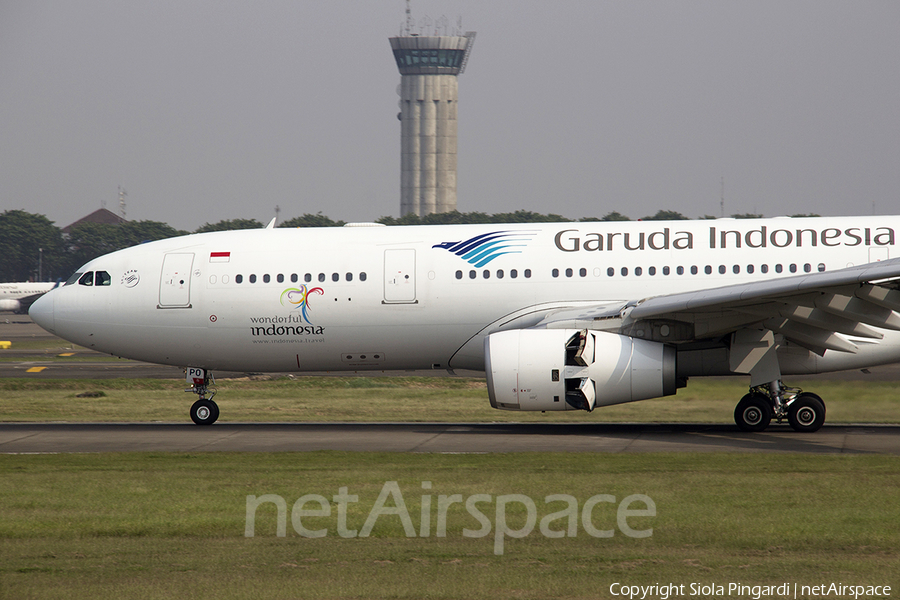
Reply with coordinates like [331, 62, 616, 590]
[0, 299, 23, 313]
[485, 329, 677, 411]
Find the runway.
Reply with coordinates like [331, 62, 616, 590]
[2, 422, 899, 454]
[4, 317, 900, 455]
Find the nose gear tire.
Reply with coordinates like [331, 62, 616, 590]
[190, 399, 219, 425]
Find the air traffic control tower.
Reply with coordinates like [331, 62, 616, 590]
[390, 28, 475, 217]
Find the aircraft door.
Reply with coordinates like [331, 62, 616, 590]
[159, 253, 194, 308]
[383, 249, 417, 303]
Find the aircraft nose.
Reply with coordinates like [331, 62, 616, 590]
[29, 290, 55, 334]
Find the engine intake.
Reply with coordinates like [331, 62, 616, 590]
[485, 329, 676, 411]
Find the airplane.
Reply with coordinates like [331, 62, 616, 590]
[27, 215, 900, 431]
[1, 281, 59, 314]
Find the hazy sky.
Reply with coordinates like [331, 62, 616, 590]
[2, 1, 898, 231]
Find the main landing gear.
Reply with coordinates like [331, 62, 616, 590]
[734, 381, 826, 433]
[186, 367, 219, 425]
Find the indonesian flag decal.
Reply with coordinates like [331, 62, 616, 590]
[209, 251, 231, 263]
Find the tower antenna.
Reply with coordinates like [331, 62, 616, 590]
[720, 177, 725, 218]
[403, 0, 414, 35]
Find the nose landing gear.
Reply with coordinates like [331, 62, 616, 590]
[186, 367, 219, 425]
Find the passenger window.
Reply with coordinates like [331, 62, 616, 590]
[817, 263, 825, 272]
[332, 273, 339, 282]
[482, 270, 490, 279]
[497, 270, 504, 279]
[455, 270, 463, 280]
[552, 268, 559, 278]
[663, 266, 670, 275]
[469, 270, 476, 279]
[731, 265, 739, 274]
[648, 266, 656, 276]
[318, 273, 326, 282]
[360, 272, 367, 281]
[621, 267, 628, 276]
[277, 274, 284, 283]
[524, 269, 531, 278]
[565, 268, 573, 278]
[634, 267, 642, 276]
[249, 274, 257, 283]
[677, 266, 684, 275]
[79, 271, 94, 286]
[690, 266, 698, 275]
[579, 268, 587, 277]
[304, 273, 311, 283]
[607, 267, 614, 277]
[95, 271, 111, 286]
[761, 264, 769, 274]
[346, 273, 352, 281]
[747, 265, 754, 274]
[510, 269, 518, 279]
[804, 263, 811, 273]
[263, 274, 270, 283]
[705, 266, 712, 275]
[789, 264, 797, 273]
[235, 274, 243, 284]
[775, 264, 783, 273]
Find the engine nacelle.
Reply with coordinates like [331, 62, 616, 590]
[485, 329, 677, 411]
[0, 299, 22, 312]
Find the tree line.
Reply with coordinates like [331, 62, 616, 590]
[0, 208, 817, 283]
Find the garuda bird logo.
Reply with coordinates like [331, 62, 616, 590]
[432, 230, 537, 267]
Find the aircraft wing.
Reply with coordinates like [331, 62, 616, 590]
[538, 257, 900, 356]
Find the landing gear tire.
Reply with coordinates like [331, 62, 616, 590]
[190, 399, 219, 425]
[734, 393, 772, 432]
[788, 393, 825, 433]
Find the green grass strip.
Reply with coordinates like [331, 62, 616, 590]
[1, 377, 898, 423]
[1, 452, 898, 599]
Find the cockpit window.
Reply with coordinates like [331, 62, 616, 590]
[74, 270, 111, 286]
[66, 272, 84, 286]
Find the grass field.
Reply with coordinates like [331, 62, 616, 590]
[1, 376, 900, 423]
[2, 377, 899, 599]
[1, 452, 899, 600]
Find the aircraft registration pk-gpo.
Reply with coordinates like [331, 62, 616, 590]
[28, 215, 900, 431]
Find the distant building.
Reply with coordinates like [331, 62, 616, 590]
[390, 31, 475, 217]
[62, 208, 127, 235]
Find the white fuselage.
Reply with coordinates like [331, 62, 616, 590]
[29, 217, 900, 377]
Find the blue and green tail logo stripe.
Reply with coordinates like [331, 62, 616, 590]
[432, 231, 537, 267]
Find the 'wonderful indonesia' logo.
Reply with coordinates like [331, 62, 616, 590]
[249, 285, 326, 337]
